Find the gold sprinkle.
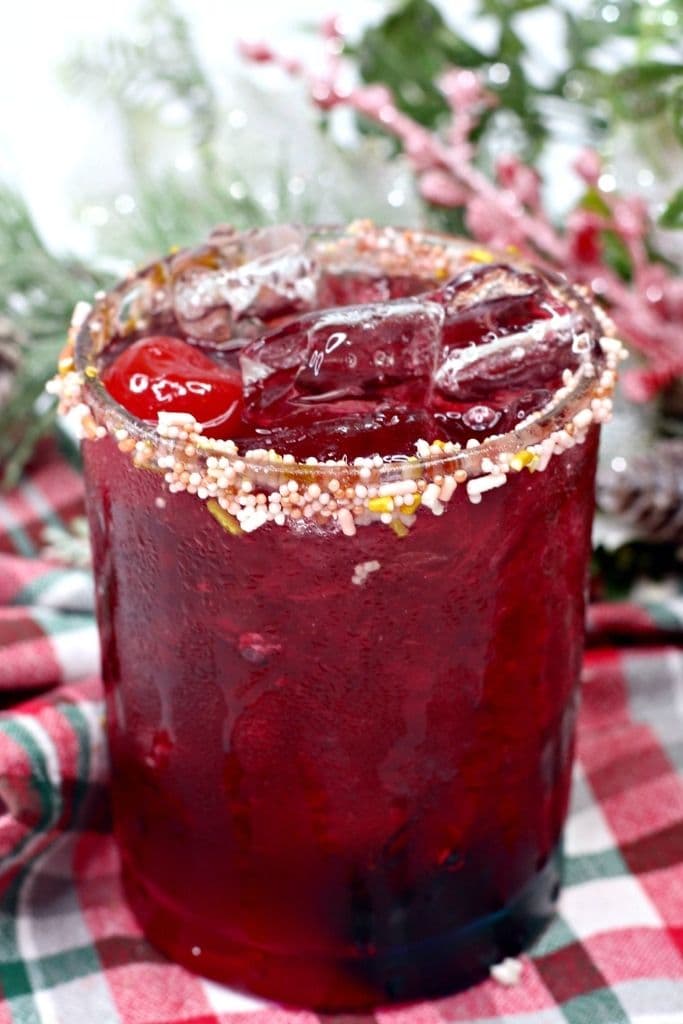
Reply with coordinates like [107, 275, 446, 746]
[207, 499, 243, 535]
[84, 365, 98, 379]
[510, 449, 539, 472]
[169, 244, 180, 254]
[368, 496, 394, 514]
[401, 494, 422, 515]
[390, 519, 410, 538]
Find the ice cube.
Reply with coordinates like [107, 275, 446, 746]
[297, 300, 445, 394]
[171, 225, 319, 345]
[431, 262, 543, 316]
[240, 300, 444, 428]
[431, 263, 595, 401]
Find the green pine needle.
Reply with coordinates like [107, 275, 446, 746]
[0, 187, 113, 487]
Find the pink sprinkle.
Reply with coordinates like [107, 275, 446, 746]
[439, 477, 457, 503]
[338, 508, 356, 537]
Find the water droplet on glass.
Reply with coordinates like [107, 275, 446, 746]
[144, 729, 174, 769]
[238, 632, 282, 665]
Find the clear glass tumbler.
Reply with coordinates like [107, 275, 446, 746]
[61, 225, 622, 1010]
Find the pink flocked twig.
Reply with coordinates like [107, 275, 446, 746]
[240, 25, 683, 402]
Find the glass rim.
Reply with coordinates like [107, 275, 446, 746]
[71, 223, 620, 489]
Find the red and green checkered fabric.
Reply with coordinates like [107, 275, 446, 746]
[1, 446, 682, 1024]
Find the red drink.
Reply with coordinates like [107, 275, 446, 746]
[59, 225, 622, 1010]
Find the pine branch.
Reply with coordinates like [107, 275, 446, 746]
[0, 186, 113, 487]
[61, 0, 220, 174]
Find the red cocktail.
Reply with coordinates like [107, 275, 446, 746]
[58, 224, 622, 1009]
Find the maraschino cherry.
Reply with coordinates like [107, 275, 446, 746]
[102, 335, 244, 438]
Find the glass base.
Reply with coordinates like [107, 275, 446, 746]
[123, 847, 561, 1011]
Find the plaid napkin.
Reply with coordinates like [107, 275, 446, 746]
[1, 446, 682, 1024]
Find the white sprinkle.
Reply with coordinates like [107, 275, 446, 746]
[157, 411, 197, 427]
[379, 479, 418, 497]
[352, 559, 381, 585]
[422, 482, 441, 510]
[573, 408, 594, 431]
[241, 508, 268, 533]
[154, 496, 166, 509]
[536, 439, 554, 471]
[466, 474, 506, 500]
[70, 301, 92, 328]
[490, 957, 523, 987]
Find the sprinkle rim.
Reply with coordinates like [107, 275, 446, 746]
[55, 222, 626, 531]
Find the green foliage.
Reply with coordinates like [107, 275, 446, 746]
[62, 0, 219, 173]
[349, 0, 485, 128]
[352, 0, 557, 160]
[561, 0, 683, 157]
[0, 188, 113, 487]
[356, 0, 683, 196]
[660, 187, 683, 229]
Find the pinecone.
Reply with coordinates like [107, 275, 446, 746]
[596, 439, 683, 544]
[0, 317, 24, 408]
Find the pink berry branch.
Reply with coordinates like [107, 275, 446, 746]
[240, 20, 683, 403]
